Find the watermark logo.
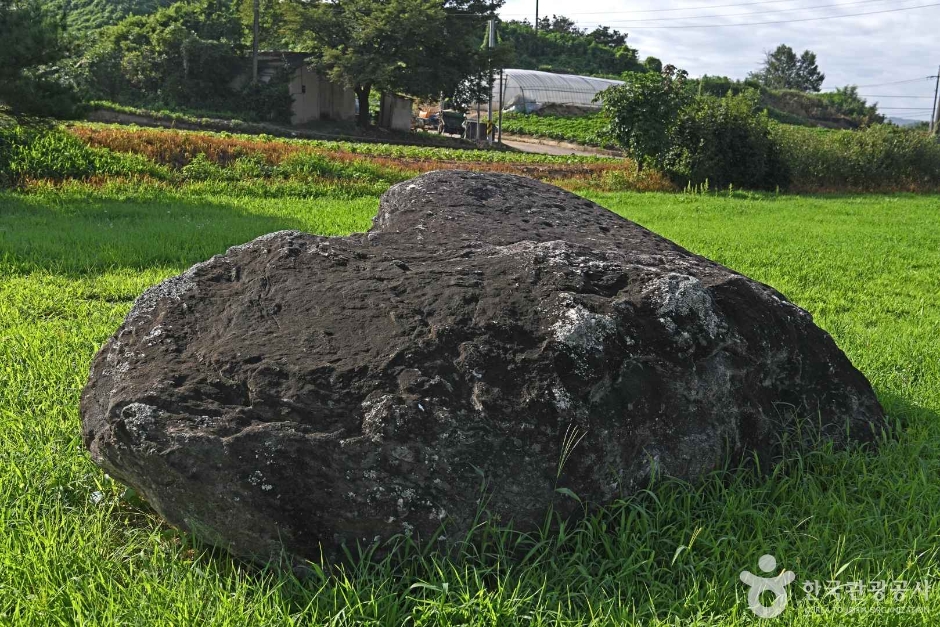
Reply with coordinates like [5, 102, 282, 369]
[740, 554, 796, 619]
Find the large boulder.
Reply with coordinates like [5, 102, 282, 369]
[81, 171, 887, 564]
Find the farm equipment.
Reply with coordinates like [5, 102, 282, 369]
[414, 109, 439, 131]
[438, 110, 466, 136]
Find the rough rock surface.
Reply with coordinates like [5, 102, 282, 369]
[81, 171, 887, 563]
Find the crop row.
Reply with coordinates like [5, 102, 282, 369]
[500, 114, 613, 149]
[0, 124, 670, 195]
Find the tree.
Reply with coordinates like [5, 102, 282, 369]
[817, 85, 884, 126]
[297, 0, 502, 127]
[749, 44, 825, 92]
[643, 56, 663, 74]
[0, 0, 75, 118]
[498, 19, 643, 77]
[44, 0, 173, 36]
[794, 50, 825, 92]
[237, 0, 289, 50]
[541, 14, 581, 36]
[75, 0, 251, 112]
[587, 25, 626, 48]
[598, 65, 691, 170]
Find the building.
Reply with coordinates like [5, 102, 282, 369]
[378, 93, 414, 132]
[242, 52, 357, 125]
[237, 52, 416, 130]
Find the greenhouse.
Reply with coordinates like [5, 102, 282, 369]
[492, 69, 624, 113]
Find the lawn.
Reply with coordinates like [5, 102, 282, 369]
[1, 185, 939, 625]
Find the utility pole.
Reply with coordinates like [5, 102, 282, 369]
[488, 19, 495, 145]
[497, 69, 504, 144]
[932, 66, 940, 135]
[252, 0, 260, 85]
[534, 0, 539, 32]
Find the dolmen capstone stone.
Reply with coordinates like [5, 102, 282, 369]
[81, 170, 887, 564]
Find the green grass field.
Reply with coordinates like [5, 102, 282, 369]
[2, 184, 939, 625]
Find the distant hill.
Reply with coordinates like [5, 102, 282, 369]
[889, 117, 929, 128]
[48, 0, 172, 35]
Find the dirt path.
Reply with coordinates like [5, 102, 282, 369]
[500, 135, 622, 158]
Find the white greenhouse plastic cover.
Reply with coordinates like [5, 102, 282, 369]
[490, 69, 624, 113]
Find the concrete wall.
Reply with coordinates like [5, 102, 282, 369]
[289, 66, 356, 125]
[379, 94, 414, 132]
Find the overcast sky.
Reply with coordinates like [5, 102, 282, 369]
[498, 0, 940, 121]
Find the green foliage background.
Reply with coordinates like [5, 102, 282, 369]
[498, 19, 644, 77]
[46, 0, 172, 35]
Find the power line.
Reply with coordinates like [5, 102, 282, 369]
[859, 94, 935, 98]
[840, 77, 936, 89]
[530, 0, 908, 24]
[592, 2, 940, 28]
[500, 0, 853, 17]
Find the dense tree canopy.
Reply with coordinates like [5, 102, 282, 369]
[294, 0, 503, 126]
[500, 16, 643, 77]
[75, 0, 248, 110]
[71, 0, 291, 122]
[0, 0, 75, 118]
[749, 44, 825, 93]
[45, 0, 172, 35]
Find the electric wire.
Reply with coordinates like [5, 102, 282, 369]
[593, 2, 940, 28]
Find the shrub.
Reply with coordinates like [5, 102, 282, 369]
[238, 76, 295, 125]
[774, 124, 940, 192]
[598, 66, 691, 170]
[667, 91, 788, 190]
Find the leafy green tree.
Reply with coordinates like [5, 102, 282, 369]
[450, 17, 514, 113]
[45, 0, 172, 36]
[643, 56, 663, 74]
[540, 14, 581, 35]
[817, 85, 884, 126]
[749, 44, 825, 92]
[598, 65, 690, 170]
[236, 0, 290, 50]
[76, 0, 247, 110]
[499, 18, 643, 77]
[296, 0, 502, 127]
[587, 25, 626, 48]
[0, 0, 75, 118]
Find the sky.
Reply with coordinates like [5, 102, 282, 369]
[498, 0, 940, 122]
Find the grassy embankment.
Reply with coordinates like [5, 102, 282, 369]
[2, 129, 940, 625]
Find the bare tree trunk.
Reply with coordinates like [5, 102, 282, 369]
[356, 85, 371, 127]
